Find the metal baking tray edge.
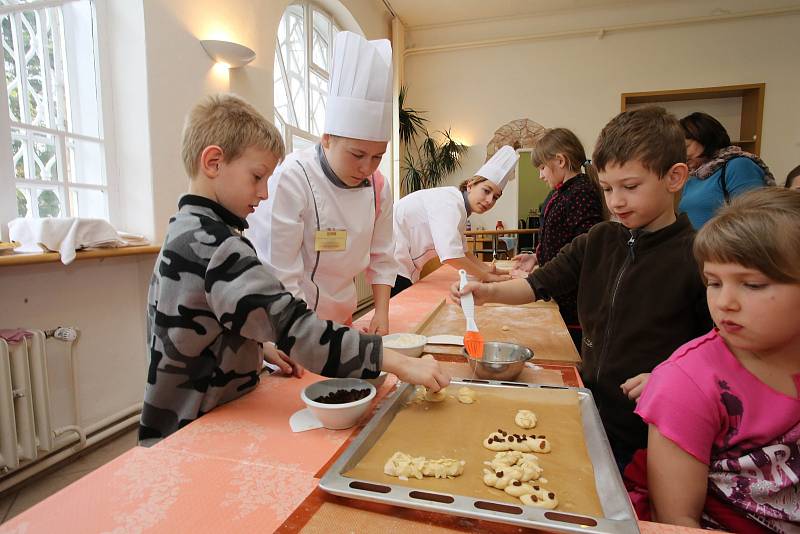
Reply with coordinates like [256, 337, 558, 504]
[318, 379, 640, 534]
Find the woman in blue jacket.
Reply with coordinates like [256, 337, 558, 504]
[679, 112, 774, 228]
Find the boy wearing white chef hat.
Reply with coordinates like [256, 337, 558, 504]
[391, 145, 519, 295]
[247, 31, 397, 338]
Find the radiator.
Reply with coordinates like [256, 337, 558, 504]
[0, 328, 144, 492]
[354, 271, 373, 306]
[1, 332, 49, 470]
[0, 330, 76, 474]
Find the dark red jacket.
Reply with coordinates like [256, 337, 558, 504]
[536, 174, 604, 327]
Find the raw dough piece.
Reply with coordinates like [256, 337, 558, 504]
[482, 464, 539, 487]
[479, 443, 558, 510]
[520, 488, 559, 509]
[424, 387, 447, 402]
[482, 468, 517, 489]
[384, 452, 465, 481]
[514, 409, 537, 429]
[422, 457, 466, 479]
[504, 480, 536, 498]
[485, 450, 524, 469]
[501, 325, 511, 332]
[456, 387, 477, 404]
[483, 430, 551, 453]
[384, 452, 426, 480]
[484, 452, 543, 481]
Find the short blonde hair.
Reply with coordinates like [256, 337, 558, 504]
[694, 188, 800, 283]
[181, 94, 285, 177]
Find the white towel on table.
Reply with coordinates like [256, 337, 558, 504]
[8, 217, 149, 265]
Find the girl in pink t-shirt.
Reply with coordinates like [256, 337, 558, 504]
[629, 188, 800, 533]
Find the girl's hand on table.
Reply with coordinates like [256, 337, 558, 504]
[510, 268, 529, 279]
[367, 312, 389, 336]
[511, 253, 538, 273]
[263, 342, 305, 378]
[489, 262, 510, 276]
[620, 373, 650, 401]
[381, 350, 450, 392]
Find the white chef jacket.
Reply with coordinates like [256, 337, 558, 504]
[393, 186, 469, 283]
[246, 145, 397, 323]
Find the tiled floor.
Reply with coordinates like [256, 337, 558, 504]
[0, 426, 138, 524]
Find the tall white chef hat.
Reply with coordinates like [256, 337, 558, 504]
[324, 31, 392, 142]
[475, 145, 519, 191]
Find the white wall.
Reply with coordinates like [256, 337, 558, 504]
[403, 3, 800, 229]
[0, 256, 155, 428]
[140, 0, 391, 242]
[104, 0, 155, 239]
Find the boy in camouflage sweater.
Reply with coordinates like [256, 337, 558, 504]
[139, 95, 449, 444]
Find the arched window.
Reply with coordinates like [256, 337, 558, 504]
[274, 2, 339, 153]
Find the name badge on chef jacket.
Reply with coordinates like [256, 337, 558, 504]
[314, 229, 347, 251]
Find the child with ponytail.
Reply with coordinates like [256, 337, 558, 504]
[512, 128, 605, 348]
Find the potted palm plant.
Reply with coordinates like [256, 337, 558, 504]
[399, 86, 468, 193]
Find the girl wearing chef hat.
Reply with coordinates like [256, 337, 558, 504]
[247, 31, 396, 335]
[391, 145, 518, 296]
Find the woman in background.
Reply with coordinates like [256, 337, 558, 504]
[391, 146, 518, 296]
[679, 112, 774, 228]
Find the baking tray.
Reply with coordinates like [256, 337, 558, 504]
[318, 379, 639, 534]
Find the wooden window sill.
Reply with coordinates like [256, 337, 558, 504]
[0, 245, 161, 267]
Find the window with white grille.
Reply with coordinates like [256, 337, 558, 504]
[0, 0, 109, 225]
[274, 2, 339, 153]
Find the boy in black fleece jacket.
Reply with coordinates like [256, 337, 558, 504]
[452, 107, 712, 471]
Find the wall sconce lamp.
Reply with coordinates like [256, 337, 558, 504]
[200, 39, 256, 68]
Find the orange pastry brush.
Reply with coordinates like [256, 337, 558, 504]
[458, 269, 484, 359]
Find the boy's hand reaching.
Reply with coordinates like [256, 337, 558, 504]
[484, 272, 512, 283]
[449, 280, 490, 306]
[620, 373, 650, 401]
[263, 342, 305, 378]
[381, 350, 450, 392]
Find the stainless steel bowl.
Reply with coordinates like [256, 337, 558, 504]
[462, 341, 534, 381]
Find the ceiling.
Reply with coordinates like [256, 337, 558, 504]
[382, 0, 671, 28]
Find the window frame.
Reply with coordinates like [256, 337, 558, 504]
[274, 1, 339, 153]
[0, 0, 116, 238]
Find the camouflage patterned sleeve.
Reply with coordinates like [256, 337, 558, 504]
[204, 235, 381, 379]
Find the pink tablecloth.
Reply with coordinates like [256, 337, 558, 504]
[0, 267, 709, 534]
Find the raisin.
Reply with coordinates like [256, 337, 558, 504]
[312, 388, 371, 404]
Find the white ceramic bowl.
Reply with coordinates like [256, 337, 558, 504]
[300, 378, 376, 430]
[382, 333, 427, 358]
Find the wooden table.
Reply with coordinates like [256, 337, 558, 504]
[0, 267, 707, 534]
[465, 228, 539, 260]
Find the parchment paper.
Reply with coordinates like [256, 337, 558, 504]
[344, 385, 602, 516]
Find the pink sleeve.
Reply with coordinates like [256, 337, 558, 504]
[635, 361, 721, 464]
